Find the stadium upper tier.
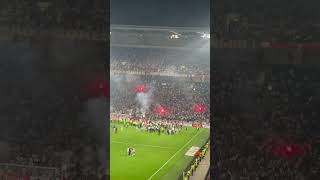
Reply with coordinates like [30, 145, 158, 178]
[110, 24, 210, 49]
[110, 46, 210, 79]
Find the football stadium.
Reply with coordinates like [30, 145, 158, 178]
[110, 25, 210, 180]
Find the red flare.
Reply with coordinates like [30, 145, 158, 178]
[155, 105, 170, 116]
[135, 85, 146, 93]
[193, 105, 207, 113]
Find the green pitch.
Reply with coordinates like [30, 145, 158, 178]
[110, 122, 210, 180]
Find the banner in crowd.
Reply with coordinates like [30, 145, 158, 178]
[185, 146, 200, 156]
[192, 123, 203, 128]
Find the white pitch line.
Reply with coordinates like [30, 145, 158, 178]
[147, 129, 203, 180]
[111, 141, 176, 149]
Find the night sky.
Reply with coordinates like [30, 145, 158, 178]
[111, 0, 210, 27]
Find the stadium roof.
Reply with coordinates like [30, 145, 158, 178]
[111, 24, 209, 34]
[110, 24, 210, 49]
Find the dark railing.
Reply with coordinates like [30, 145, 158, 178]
[205, 169, 210, 180]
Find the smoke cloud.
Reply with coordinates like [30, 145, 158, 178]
[81, 97, 108, 169]
[135, 85, 154, 115]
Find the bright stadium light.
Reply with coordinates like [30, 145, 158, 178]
[170, 34, 179, 39]
[169, 31, 181, 39]
[201, 33, 210, 39]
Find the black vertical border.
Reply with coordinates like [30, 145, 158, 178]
[107, 2, 111, 180]
[210, 0, 217, 179]
[106, 0, 111, 179]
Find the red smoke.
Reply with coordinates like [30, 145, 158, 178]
[259, 135, 311, 160]
[155, 106, 170, 116]
[193, 105, 207, 113]
[271, 143, 311, 160]
[87, 79, 109, 98]
[135, 85, 146, 93]
[82, 72, 109, 99]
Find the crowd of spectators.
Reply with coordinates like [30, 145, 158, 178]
[212, 65, 319, 179]
[1, 1, 319, 178]
[212, 8, 320, 43]
[111, 47, 209, 125]
[111, 74, 210, 124]
[0, 45, 107, 179]
[0, 0, 108, 32]
[111, 47, 210, 76]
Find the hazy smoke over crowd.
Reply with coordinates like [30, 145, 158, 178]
[110, 74, 125, 109]
[135, 85, 154, 116]
[82, 97, 108, 169]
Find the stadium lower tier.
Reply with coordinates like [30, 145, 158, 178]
[110, 122, 210, 180]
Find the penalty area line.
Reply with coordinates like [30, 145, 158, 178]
[147, 129, 203, 180]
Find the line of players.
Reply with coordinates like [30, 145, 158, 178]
[111, 119, 189, 135]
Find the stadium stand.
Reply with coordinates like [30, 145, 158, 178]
[212, 53, 320, 179]
[110, 25, 210, 179]
[0, 1, 108, 179]
[110, 39, 210, 123]
[210, 4, 320, 178]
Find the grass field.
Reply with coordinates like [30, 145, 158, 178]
[110, 122, 210, 180]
